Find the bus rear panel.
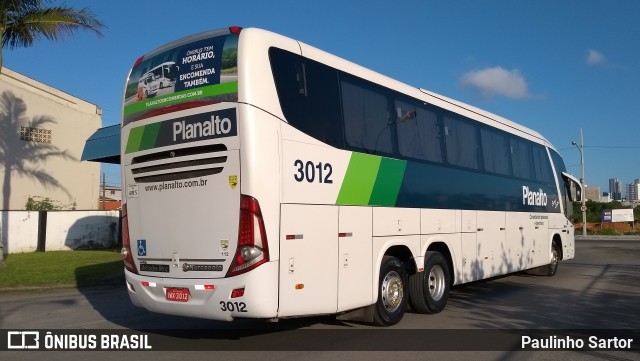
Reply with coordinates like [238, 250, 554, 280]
[120, 27, 278, 321]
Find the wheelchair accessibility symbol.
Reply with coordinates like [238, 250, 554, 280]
[137, 240, 147, 256]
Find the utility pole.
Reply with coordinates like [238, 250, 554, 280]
[580, 128, 586, 236]
[572, 129, 587, 236]
[102, 173, 106, 210]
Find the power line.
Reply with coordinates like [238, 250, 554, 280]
[584, 145, 640, 149]
[558, 145, 640, 152]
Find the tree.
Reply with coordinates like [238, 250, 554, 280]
[0, 0, 105, 72]
[25, 195, 75, 210]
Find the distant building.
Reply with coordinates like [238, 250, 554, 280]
[0, 67, 101, 210]
[609, 178, 623, 201]
[585, 186, 601, 201]
[99, 186, 121, 210]
[627, 179, 640, 202]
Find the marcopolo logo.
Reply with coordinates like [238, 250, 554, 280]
[522, 186, 548, 207]
[172, 114, 232, 142]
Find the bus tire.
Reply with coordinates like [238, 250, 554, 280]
[373, 256, 408, 326]
[409, 267, 428, 314]
[546, 242, 561, 276]
[416, 251, 450, 314]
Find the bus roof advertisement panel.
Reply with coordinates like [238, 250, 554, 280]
[123, 33, 239, 125]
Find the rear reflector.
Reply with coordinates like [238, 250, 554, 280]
[231, 288, 245, 298]
[195, 284, 215, 290]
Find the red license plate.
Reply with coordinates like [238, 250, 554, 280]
[166, 288, 190, 302]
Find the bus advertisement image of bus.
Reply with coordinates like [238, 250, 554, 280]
[136, 62, 179, 100]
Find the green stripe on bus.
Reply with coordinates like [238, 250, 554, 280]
[123, 81, 239, 116]
[125, 126, 145, 154]
[336, 153, 381, 205]
[138, 122, 162, 152]
[369, 158, 407, 206]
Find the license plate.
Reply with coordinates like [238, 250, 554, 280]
[166, 288, 190, 302]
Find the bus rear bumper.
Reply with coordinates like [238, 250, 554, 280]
[124, 261, 279, 321]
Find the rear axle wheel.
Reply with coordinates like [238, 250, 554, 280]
[374, 256, 408, 326]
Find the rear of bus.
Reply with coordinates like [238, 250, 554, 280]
[120, 27, 278, 321]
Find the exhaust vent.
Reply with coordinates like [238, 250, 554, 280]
[131, 144, 228, 183]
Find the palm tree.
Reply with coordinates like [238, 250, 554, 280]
[0, 0, 105, 72]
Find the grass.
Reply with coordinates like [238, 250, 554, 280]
[588, 229, 640, 236]
[0, 249, 123, 290]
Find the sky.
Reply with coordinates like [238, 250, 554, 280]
[3, 0, 640, 195]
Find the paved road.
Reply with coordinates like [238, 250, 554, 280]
[2, 238, 639, 360]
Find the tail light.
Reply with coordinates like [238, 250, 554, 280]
[121, 204, 138, 274]
[226, 195, 269, 277]
[132, 56, 144, 68]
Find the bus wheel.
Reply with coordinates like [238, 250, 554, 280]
[410, 251, 450, 314]
[546, 242, 560, 276]
[373, 256, 408, 326]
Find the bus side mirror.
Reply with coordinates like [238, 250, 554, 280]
[562, 172, 582, 202]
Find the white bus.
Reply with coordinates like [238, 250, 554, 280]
[121, 26, 582, 326]
[137, 62, 179, 99]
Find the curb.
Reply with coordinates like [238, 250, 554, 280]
[576, 235, 640, 241]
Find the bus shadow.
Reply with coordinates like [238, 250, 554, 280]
[447, 262, 640, 329]
[74, 241, 640, 338]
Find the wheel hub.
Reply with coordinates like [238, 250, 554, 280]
[428, 265, 446, 301]
[381, 271, 403, 312]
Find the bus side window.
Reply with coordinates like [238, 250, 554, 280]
[395, 98, 443, 163]
[443, 115, 479, 170]
[531, 144, 555, 184]
[480, 127, 510, 176]
[341, 78, 392, 155]
[510, 137, 533, 179]
[269, 48, 344, 149]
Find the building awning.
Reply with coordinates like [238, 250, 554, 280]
[81, 125, 121, 164]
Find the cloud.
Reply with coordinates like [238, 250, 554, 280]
[459, 67, 532, 99]
[586, 49, 606, 65]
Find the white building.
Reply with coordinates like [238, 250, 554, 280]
[0, 67, 101, 210]
[585, 185, 601, 201]
[627, 179, 640, 202]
